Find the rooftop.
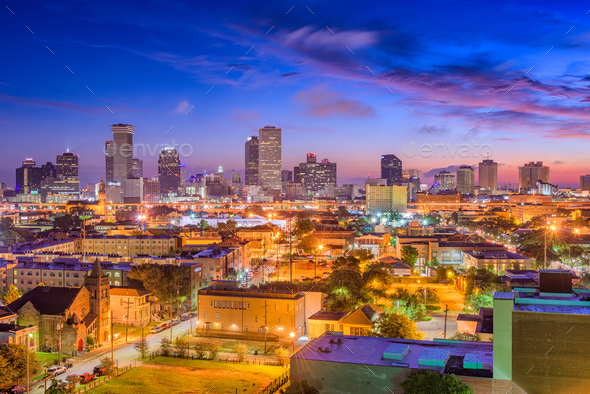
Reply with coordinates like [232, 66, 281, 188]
[308, 311, 348, 321]
[293, 333, 493, 378]
[463, 250, 529, 260]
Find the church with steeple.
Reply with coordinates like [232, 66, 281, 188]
[84, 258, 111, 343]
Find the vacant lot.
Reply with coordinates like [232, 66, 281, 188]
[91, 357, 286, 394]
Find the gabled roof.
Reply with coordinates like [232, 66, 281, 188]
[7, 286, 82, 316]
[308, 311, 348, 321]
[341, 303, 385, 326]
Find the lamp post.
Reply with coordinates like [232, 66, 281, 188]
[26, 328, 33, 394]
[315, 245, 323, 281]
[544, 222, 556, 269]
[290, 332, 295, 353]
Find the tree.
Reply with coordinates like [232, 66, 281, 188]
[134, 336, 149, 359]
[401, 245, 419, 268]
[0, 216, 14, 232]
[3, 284, 20, 305]
[193, 338, 208, 359]
[293, 217, 313, 237]
[233, 343, 249, 362]
[284, 380, 320, 394]
[44, 378, 69, 393]
[399, 369, 474, 394]
[173, 337, 189, 358]
[298, 234, 320, 254]
[450, 211, 459, 224]
[274, 346, 290, 366]
[159, 338, 172, 356]
[1, 229, 24, 246]
[243, 205, 265, 217]
[99, 356, 115, 375]
[53, 214, 74, 233]
[374, 313, 424, 340]
[218, 219, 237, 237]
[198, 219, 210, 231]
[206, 341, 222, 361]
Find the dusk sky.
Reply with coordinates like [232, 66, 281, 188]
[2, 0, 590, 188]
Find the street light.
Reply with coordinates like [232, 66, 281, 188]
[544, 222, 556, 269]
[290, 332, 295, 352]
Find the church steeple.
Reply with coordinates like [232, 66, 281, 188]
[89, 258, 104, 278]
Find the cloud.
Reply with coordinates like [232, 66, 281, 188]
[552, 160, 565, 165]
[0, 93, 107, 115]
[229, 109, 261, 123]
[293, 85, 376, 118]
[175, 100, 192, 114]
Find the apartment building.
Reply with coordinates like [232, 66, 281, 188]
[196, 286, 306, 339]
[12, 238, 81, 254]
[83, 235, 181, 256]
[462, 250, 531, 273]
[110, 287, 151, 326]
[7, 257, 131, 293]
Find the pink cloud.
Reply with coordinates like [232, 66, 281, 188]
[293, 85, 376, 118]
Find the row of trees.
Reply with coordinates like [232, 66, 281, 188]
[0, 344, 40, 386]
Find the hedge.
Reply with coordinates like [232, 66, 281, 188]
[391, 277, 440, 284]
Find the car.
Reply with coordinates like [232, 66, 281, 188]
[322, 272, 331, 277]
[79, 373, 96, 384]
[171, 319, 181, 326]
[160, 322, 171, 329]
[297, 276, 310, 281]
[190, 312, 198, 318]
[93, 365, 108, 376]
[150, 326, 163, 334]
[9, 385, 26, 393]
[47, 366, 67, 376]
[180, 315, 190, 321]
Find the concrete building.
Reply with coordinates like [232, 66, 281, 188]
[366, 185, 407, 215]
[105, 141, 115, 184]
[158, 148, 181, 197]
[415, 192, 461, 210]
[479, 159, 498, 191]
[11, 238, 80, 255]
[131, 158, 143, 178]
[143, 178, 160, 203]
[110, 124, 135, 190]
[433, 170, 455, 193]
[258, 126, 282, 190]
[245, 136, 259, 186]
[83, 235, 181, 256]
[511, 204, 557, 223]
[191, 246, 249, 281]
[462, 250, 531, 273]
[381, 154, 403, 186]
[580, 174, 590, 191]
[295, 154, 337, 195]
[457, 166, 475, 194]
[110, 287, 151, 326]
[519, 161, 549, 192]
[196, 286, 305, 339]
[0, 323, 38, 352]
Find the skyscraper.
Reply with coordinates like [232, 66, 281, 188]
[433, 170, 455, 193]
[519, 161, 549, 192]
[381, 154, 403, 186]
[132, 158, 143, 178]
[296, 154, 337, 195]
[581, 175, 590, 191]
[478, 159, 498, 191]
[456, 166, 475, 194]
[110, 124, 134, 185]
[56, 152, 79, 181]
[15, 158, 41, 194]
[105, 141, 115, 184]
[158, 148, 181, 196]
[244, 136, 259, 186]
[258, 126, 282, 190]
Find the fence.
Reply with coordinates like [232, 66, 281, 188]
[147, 350, 284, 366]
[73, 363, 135, 393]
[261, 370, 290, 394]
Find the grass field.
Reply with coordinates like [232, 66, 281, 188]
[112, 324, 151, 338]
[37, 352, 59, 366]
[90, 357, 286, 394]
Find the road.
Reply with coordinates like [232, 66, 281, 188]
[30, 319, 196, 394]
[416, 314, 459, 340]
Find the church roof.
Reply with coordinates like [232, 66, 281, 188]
[7, 286, 82, 316]
[90, 259, 104, 277]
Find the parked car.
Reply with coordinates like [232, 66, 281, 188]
[63, 361, 73, 369]
[171, 319, 181, 326]
[93, 365, 108, 376]
[322, 271, 331, 277]
[47, 366, 67, 376]
[190, 312, 198, 318]
[297, 276, 310, 281]
[9, 385, 26, 393]
[160, 322, 171, 329]
[150, 326, 163, 334]
[79, 373, 96, 384]
[180, 315, 190, 322]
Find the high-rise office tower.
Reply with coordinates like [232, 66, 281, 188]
[296, 154, 337, 195]
[245, 136, 259, 186]
[56, 152, 79, 181]
[281, 170, 293, 182]
[456, 166, 475, 194]
[478, 159, 498, 191]
[158, 148, 181, 196]
[433, 170, 455, 193]
[132, 158, 143, 178]
[258, 126, 282, 190]
[519, 161, 549, 191]
[105, 141, 115, 184]
[581, 175, 590, 191]
[110, 124, 135, 184]
[15, 158, 41, 194]
[381, 154, 403, 186]
[403, 168, 422, 179]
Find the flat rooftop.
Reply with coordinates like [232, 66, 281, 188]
[293, 333, 493, 378]
[496, 290, 590, 315]
[463, 250, 528, 260]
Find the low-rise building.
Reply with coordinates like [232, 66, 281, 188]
[110, 287, 151, 326]
[462, 250, 531, 273]
[0, 323, 37, 351]
[308, 303, 385, 341]
[84, 235, 181, 256]
[12, 238, 81, 254]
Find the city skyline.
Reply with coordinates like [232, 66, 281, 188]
[2, 1, 590, 188]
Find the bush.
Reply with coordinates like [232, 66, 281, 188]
[207, 341, 222, 361]
[399, 369, 474, 394]
[422, 316, 432, 321]
[98, 356, 115, 375]
[233, 343, 249, 362]
[159, 338, 172, 357]
[449, 332, 480, 341]
[193, 338, 208, 359]
[173, 337, 189, 358]
[274, 346, 290, 366]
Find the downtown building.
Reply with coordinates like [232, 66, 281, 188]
[258, 126, 282, 191]
[366, 184, 407, 215]
[456, 166, 475, 195]
[381, 154, 403, 186]
[105, 124, 142, 203]
[39, 152, 81, 202]
[294, 153, 337, 196]
[479, 159, 498, 191]
[244, 135, 259, 186]
[15, 158, 55, 196]
[518, 161, 549, 192]
[433, 170, 455, 193]
[158, 147, 181, 198]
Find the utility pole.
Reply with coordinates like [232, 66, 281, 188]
[57, 317, 63, 367]
[111, 310, 114, 371]
[443, 304, 448, 339]
[26, 328, 31, 394]
[124, 298, 132, 343]
[264, 300, 267, 354]
[289, 229, 293, 283]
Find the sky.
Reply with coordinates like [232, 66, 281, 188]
[1, 0, 590, 188]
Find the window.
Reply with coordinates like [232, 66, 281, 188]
[243, 327, 248, 332]
[278, 317, 281, 324]
[215, 313, 219, 320]
[231, 301, 234, 309]
[254, 316, 258, 323]
[115, 272, 120, 277]
[43, 272, 46, 277]
[59, 273, 62, 277]
[214, 301, 217, 308]
[203, 312, 207, 319]
[66, 273, 70, 278]
[210, 301, 213, 307]
[290, 318, 294, 324]
[247, 303, 251, 309]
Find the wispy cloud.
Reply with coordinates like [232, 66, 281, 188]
[293, 85, 376, 118]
